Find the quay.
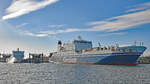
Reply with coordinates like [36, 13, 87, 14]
[21, 53, 49, 63]
[0, 53, 11, 62]
[0, 48, 50, 63]
[138, 56, 150, 64]
[0, 48, 150, 64]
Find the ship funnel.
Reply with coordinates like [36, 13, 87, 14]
[57, 40, 62, 52]
[58, 40, 62, 45]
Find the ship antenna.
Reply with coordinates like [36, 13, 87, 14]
[134, 40, 137, 46]
[98, 42, 101, 47]
[142, 42, 144, 46]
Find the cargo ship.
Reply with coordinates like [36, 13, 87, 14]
[50, 36, 147, 65]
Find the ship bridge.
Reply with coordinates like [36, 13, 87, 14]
[58, 36, 92, 52]
[73, 40, 92, 51]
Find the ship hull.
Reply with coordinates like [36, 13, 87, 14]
[50, 46, 147, 65]
[51, 53, 141, 65]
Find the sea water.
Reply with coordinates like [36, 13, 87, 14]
[0, 63, 150, 84]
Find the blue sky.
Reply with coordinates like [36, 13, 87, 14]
[0, 0, 150, 55]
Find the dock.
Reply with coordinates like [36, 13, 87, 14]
[138, 56, 150, 64]
[0, 53, 12, 62]
[21, 53, 49, 63]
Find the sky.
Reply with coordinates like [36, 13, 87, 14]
[0, 0, 150, 56]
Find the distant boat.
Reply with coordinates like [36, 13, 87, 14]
[50, 36, 147, 65]
[7, 48, 24, 63]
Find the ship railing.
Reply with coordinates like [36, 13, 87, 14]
[81, 46, 115, 52]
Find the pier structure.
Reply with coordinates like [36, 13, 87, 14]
[27, 53, 49, 63]
[138, 55, 150, 64]
[0, 53, 12, 62]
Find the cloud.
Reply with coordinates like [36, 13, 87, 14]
[126, 2, 150, 13]
[40, 28, 82, 34]
[36, 7, 150, 35]
[98, 32, 127, 37]
[48, 24, 64, 28]
[88, 2, 150, 32]
[21, 31, 60, 40]
[22, 2, 150, 37]
[89, 9, 150, 32]
[21, 28, 83, 37]
[2, 0, 59, 20]
[21, 31, 48, 37]
[16, 23, 28, 28]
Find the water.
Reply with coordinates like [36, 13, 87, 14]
[0, 63, 150, 84]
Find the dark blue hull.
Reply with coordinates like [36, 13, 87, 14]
[60, 54, 141, 65]
[96, 55, 140, 64]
